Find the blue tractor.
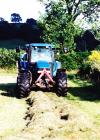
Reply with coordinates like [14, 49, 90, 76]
[16, 43, 67, 98]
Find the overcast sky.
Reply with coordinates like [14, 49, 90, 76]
[0, 0, 45, 22]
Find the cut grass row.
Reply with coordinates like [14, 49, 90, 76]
[0, 70, 100, 139]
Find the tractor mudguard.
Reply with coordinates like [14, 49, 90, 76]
[19, 61, 28, 71]
[53, 61, 61, 76]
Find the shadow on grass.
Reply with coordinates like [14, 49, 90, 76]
[68, 85, 100, 101]
[0, 83, 17, 98]
[0, 83, 55, 99]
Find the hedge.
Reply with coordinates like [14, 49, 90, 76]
[0, 48, 90, 71]
[0, 48, 17, 68]
[57, 51, 90, 70]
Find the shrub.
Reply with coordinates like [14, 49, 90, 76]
[59, 53, 78, 70]
[88, 50, 100, 72]
[79, 50, 100, 86]
[57, 51, 90, 70]
[0, 48, 17, 68]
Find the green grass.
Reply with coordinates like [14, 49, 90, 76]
[67, 71, 100, 101]
[0, 68, 17, 75]
[0, 70, 100, 139]
[67, 77, 100, 139]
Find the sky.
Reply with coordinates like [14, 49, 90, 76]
[0, 0, 45, 22]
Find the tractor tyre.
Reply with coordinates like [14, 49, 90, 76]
[56, 70, 67, 96]
[17, 72, 30, 98]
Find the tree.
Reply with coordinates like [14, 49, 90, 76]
[11, 13, 22, 23]
[19, 23, 41, 42]
[0, 17, 5, 22]
[39, 1, 82, 51]
[92, 20, 100, 40]
[0, 20, 11, 40]
[38, 0, 100, 51]
[75, 30, 100, 51]
[39, 0, 100, 22]
[26, 18, 37, 25]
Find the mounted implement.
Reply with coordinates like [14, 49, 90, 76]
[16, 43, 67, 98]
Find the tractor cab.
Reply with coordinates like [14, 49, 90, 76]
[29, 43, 54, 63]
[25, 43, 55, 72]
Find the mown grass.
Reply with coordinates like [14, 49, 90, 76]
[0, 68, 17, 75]
[67, 75, 100, 139]
[0, 70, 100, 139]
[0, 94, 27, 138]
[68, 73, 100, 101]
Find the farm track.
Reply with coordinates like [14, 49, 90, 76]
[0, 75, 100, 140]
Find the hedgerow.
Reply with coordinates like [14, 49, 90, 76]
[0, 48, 90, 71]
[88, 50, 100, 72]
[79, 50, 100, 88]
[0, 48, 17, 68]
[57, 51, 90, 70]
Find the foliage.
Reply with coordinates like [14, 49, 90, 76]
[75, 30, 100, 51]
[39, 0, 100, 22]
[26, 18, 37, 26]
[0, 21, 41, 42]
[88, 50, 100, 61]
[11, 13, 22, 23]
[79, 50, 100, 87]
[92, 20, 100, 40]
[57, 51, 90, 70]
[0, 17, 5, 22]
[39, 1, 82, 51]
[0, 49, 17, 68]
[79, 50, 100, 74]
[39, 0, 100, 51]
[88, 50, 100, 72]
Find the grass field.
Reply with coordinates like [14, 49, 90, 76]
[0, 70, 100, 139]
[67, 77, 100, 139]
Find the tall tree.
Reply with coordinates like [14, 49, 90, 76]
[92, 20, 100, 40]
[39, 0, 100, 21]
[0, 17, 5, 22]
[11, 13, 22, 23]
[75, 30, 100, 51]
[38, 0, 100, 51]
[26, 18, 37, 25]
[39, 1, 81, 51]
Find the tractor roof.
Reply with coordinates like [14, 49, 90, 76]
[26, 43, 54, 48]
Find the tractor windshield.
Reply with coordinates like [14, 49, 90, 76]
[30, 46, 53, 63]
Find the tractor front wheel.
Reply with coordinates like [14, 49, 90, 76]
[56, 70, 67, 96]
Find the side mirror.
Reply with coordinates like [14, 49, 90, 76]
[16, 46, 20, 53]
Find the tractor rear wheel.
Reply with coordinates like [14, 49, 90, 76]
[17, 72, 30, 98]
[56, 70, 67, 96]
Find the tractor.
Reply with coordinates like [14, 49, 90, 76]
[16, 43, 67, 98]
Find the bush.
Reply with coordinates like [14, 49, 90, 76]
[57, 51, 90, 70]
[88, 50, 100, 72]
[79, 50, 100, 86]
[0, 48, 17, 68]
